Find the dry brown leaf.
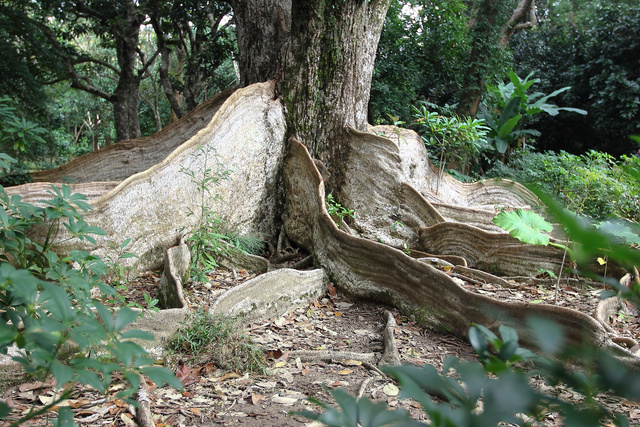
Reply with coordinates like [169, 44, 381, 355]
[18, 381, 52, 393]
[251, 393, 265, 405]
[301, 368, 309, 376]
[337, 369, 353, 375]
[190, 407, 202, 415]
[340, 359, 362, 366]
[221, 372, 240, 381]
[383, 383, 399, 396]
[327, 283, 337, 297]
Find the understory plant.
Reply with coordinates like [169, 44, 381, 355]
[167, 308, 265, 373]
[298, 164, 640, 426]
[181, 146, 261, 282]
[326, 193, 355, 227]
[412, 104, 489, 190]
[478, 71, 587, 156]
[0, 154, 181, 425]
[488, 149, 640, 223]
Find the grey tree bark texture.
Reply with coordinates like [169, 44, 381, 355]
[230, 0, 390, 192]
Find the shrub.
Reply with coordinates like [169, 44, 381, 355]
[487, 149, 640, 222]
[0, 154, 180, 425]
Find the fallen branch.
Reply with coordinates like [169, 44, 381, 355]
[357, 377, 374, 399]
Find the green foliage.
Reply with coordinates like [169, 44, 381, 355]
[510, 1, 640, 155]
[370, 0, 470, 123]
[492, 209, 553, 246]
[0, 154, 180, 424]
[0, 97, 48, 177]
[487, 149, 640, 222]
[325, 193, 355, 227]
[167, 308, 265, 373]
[181, 146, 255, 283]
[412, 104, 489, 178]
[479, 71, 587, 155]
[103, 239, 159, 317]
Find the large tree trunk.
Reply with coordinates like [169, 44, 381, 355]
[232, 0, 389, 191]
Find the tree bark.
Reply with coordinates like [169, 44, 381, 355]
[230, 0, 390, 191]
[457, 0, 502, 117]
[500, 0, 537, 46]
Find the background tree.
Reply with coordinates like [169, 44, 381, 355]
[370, 0, 469, 123]
[510, 0, 640, 155]
[150, 0, 235, 120]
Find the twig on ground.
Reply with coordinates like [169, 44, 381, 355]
[287, 350, 375, 363]
[357, 377, 374, 399]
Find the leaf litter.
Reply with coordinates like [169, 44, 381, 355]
[2, 266, 639, 426]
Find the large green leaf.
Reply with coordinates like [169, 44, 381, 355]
[492, 209, 553, 246]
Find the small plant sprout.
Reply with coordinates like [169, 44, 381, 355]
[325, 193, 355, 227]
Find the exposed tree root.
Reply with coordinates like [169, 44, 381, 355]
[378, 310, 401, 367]
[135, 375, 154, 427]
[282, 137, 640, 369]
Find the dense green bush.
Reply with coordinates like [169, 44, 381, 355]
[487, 149, 640, 222]
[510, 1, 640, 155]
[0, 154, 180, 425]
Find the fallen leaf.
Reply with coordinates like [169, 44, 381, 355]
[190, 408, 202, 415]
[327, 283, 337, 297]
[18, 381, 52, 393]
[176, 362, 200, 387]
[271, 395, 299, 405]
[340, 359, 362, 366]
[221, 372, 240, 381]
[265, 349, 283, 359]
[274, 361, 287, 368]
[301, 368, 309, 376]
[251, 393, 265, 405]
[120, 413, 136, 426]
[383, 383, 399, 396]
[337, 369, 353, 375]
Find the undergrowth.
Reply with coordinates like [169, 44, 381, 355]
[166, 308, 265, 373]
[487, 149, 640, 222]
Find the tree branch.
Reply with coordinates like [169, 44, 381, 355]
[38, 24, 114, 101]
[500, 0, 537, 46]
[72, 56, 121, 74]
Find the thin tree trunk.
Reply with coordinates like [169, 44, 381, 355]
[457, 0, 501, 118]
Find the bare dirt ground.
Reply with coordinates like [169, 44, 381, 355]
[2, 267, 640, 426]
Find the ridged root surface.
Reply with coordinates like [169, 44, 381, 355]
[283, 137, 640, 368]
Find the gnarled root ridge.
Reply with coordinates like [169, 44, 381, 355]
[283, 137, 640, 368]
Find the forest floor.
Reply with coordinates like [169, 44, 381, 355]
[2, 267, 640, 426]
